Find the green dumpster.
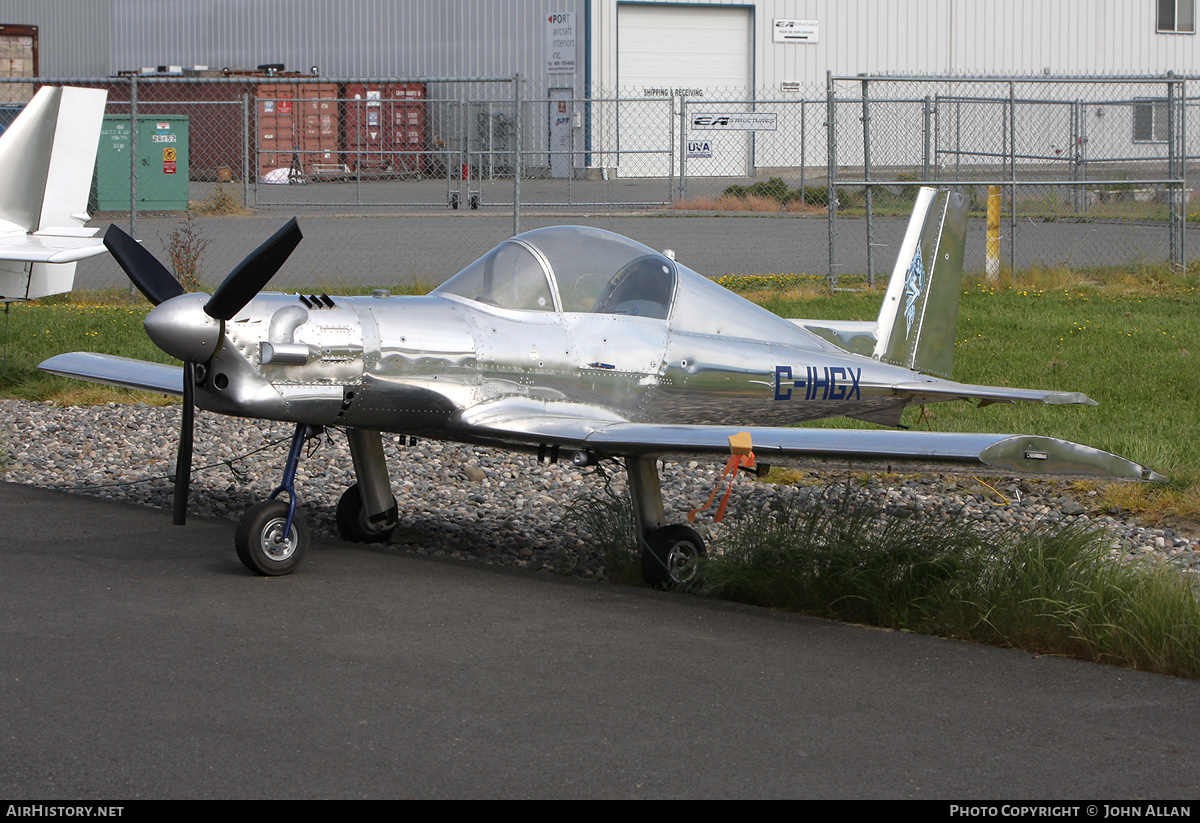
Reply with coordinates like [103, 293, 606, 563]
[94, 115, 189, 211]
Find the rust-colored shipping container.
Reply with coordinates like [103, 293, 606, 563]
[103, 79, 252, 181]
[343, 82, 426, 177]
[256, 82, 340, 179]
[255, 83, 295, 178]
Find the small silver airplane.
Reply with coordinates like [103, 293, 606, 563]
[41, 188, 1163, 585]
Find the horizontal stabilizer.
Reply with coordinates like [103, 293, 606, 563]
[0, 233, 106, 264]
[890, 380, 1096, 407]
[39, 352, 184, 397]
[789, 319, 878, 356]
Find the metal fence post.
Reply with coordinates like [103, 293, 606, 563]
[923, 95, 932, 182]
[1080, 98, 1089, 212]
[1168, 74, 1181, 268]
[799, 99, 806, 206]
[129, 74, 138, 239]
[242, 91, 251, 209]
[933, 94, 942, 183]
[955, 98, 962, 181]
[1176, 79, 1185, 268]
[671, 93, 679, 203]
[1009, 80, 1017, 274]
[861, 75, 875, 287]
[826, 71, 837, 287]
[513, 73, 522, 237]
[678, 95, 687, 202]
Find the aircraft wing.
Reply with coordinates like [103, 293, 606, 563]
[0, 233, 107, 264]
[34, 354, 1158, 481]
[457, 402, 1163, 482]
[39, 352, 184, 396]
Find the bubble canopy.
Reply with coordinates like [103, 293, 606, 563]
[432, 226, 678, 318]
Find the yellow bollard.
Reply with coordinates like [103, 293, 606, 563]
[986, 186, 1001, 281]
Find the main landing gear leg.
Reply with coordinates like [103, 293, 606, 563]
[336, 428, 398, 543]
[627, 456, 706, 589]
[235, 422, 316, 576]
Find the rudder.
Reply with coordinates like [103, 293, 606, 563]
[872, 187, 968, 379]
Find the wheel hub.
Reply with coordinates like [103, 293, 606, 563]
[667, 541, 700, 584]
[261, 518, 298, 560]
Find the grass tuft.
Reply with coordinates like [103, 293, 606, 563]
[190, 181, 253, 216]
[160, 214, 210, 292]
[685, 483, 1200, 678]
[672, 193, 824, 213]
[566, 488, 642, 585]
[561, 483, 1200, 678]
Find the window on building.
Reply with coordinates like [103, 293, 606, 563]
[1133, 98, 1169, 142]
[1158, 0, 1196, 33]
[0, 24, 37, 104]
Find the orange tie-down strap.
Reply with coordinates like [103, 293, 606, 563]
[688, 432, 755, 524]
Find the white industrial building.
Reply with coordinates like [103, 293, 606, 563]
[1, 1, 1196, 182]
[0, 1, 1196, 88]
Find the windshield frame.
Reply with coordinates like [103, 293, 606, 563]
[432, 226, 680, 319]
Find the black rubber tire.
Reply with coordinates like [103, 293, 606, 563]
[335, 483, 398, 544]
[641, 524, 706, 589]
[235, 499, 309, 576]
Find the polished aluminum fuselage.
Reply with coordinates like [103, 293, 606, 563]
[198, 266, 929, 448]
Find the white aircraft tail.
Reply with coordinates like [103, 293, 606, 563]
[871, 187, 968, 379]
[0, 85, 109, 301]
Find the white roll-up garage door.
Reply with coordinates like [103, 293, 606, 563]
[616, 3, 753, 178]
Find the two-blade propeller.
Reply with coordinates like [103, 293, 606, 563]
[103, 219, 303, 525]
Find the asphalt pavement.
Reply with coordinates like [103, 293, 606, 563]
[2, 481, 1199, 799]
[74, 202, 1174, 293]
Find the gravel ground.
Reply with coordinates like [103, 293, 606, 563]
[3, 398, 1197, 578]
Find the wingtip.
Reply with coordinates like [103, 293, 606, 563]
[1043, 391, 1098, 406]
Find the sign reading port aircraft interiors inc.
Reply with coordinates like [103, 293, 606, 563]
[546, 11, 576, 74]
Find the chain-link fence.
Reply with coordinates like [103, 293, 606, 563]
[6, 73, 1194, 292]
[826, 74, 1190, 286]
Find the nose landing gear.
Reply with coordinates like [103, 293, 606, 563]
[235, 422, 316, 576]
[234, 424, 399, 575]
[236, 498, 310, 575]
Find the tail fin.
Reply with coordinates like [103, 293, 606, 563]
[872, 187, 968, 379]
[0, 85, 107, 233]
[0, 86, 109, 301]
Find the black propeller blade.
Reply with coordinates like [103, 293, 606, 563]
[205, 218, 303, 321]
[102, 219, 302, 525]
[102, 224, 185, 306]
[173, 361, 196, 526]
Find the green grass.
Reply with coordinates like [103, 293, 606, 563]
[2, 265, 1197, 505]
[0, 279, 438, 405]
[582, 484, 1200, 679]
[738, 268, 1200, 515]
[0, 294, 174, 404]
[5, 270, 1200, 677]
